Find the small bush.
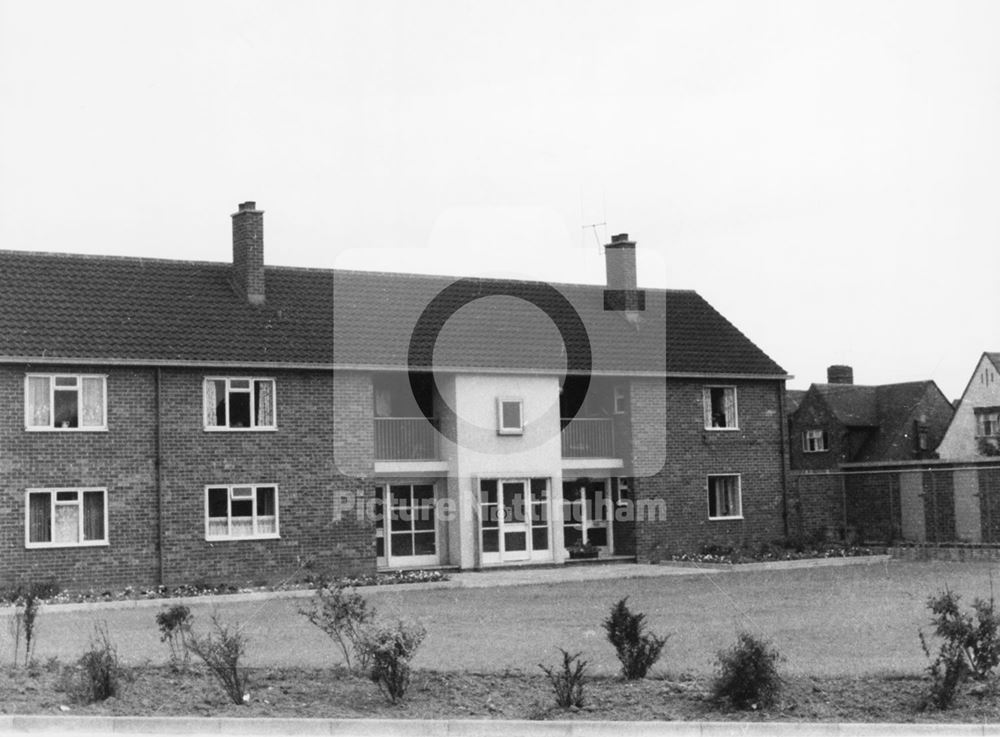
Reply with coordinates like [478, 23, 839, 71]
[7, 581, 57, 667]
[359, 620, 426, 704]
[603, 597, 669, 679]
[539, 648, 587, 708]
[712, 631, 782, 709]
[155, 604, 193, 671]
[300, 585, 375, 673]
[186, 615, 250, 705]
[70, 622, 124, 703]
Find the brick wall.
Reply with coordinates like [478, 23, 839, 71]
[0, 364, 377, 590]
[787, 472, 843, 540]
[634, 378, 786, 560]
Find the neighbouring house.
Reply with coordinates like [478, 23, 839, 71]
[0, 202, 790, 589]
[936, 352, 1000, 460]
[787, 365, 954, 471]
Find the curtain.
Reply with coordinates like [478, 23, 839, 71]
[81, 378, 104, 427]
[28, 493, 51, 543]
[54, 504, 79, 544]
[702, 388, 712, 427]
[255, 380, 274, 426]
[28, 376, 50, 427]
[204, 380, 220, 427]
[723, 389, 736, 427]
[83, 492, 105, 541]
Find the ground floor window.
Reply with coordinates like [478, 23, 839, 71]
[707, 475, 741, 520]
[26, 488, 107, 547]
[375, 483, 438, 567]
[205, 485, 278, 540]
[479, 478, 550, 563]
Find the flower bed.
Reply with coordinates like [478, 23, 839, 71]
[668, 542, 880, 565]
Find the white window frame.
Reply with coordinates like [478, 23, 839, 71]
[707, 474, 742, 521]
[703, 386, 739, 431]
[976, 410, 1000, 438]
[204, 484, 280, 541]
[497, 397, 524, 435]
[802, 429, 829, 453]
[613, 386, 627, 415]
[203, 377, 277, 431]
[24, 487, 109, 548]
[24, 374, 108, 432]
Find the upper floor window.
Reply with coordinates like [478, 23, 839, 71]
[205, 484, 278, 540]
[497, 398, 524, 435]
[204, 378, 276, 430]
[25, 374, 106, 431]
[707, 474, 742, 520]
[802, 429, 829, 453]
[613, 386, 628, 415]
[703, 386, 738, 430]
[976, 408, 1000, 437]
[25, 488, 107, 548]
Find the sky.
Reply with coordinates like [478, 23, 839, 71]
[0, 0, 997, 399]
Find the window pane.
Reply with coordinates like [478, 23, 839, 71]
[504, 531, 527, 552]
[530, 478, 548, 500]
[231, 498, 253, 518]
[207, 380, 226, 427]
[710, 388, 727, 428]
[53, 389, 79, 428]
[480, 504, 499, 529]
[231, 518, 254, 537]
[256, 487, 276, 516]
[501, 401, 521, 429]
[54, 504, 79, 544]
[254, 380, 275, 426]
[56, 491, 78, 502]
[413, 506, 435, 531]
[390, 533, 414, 557]
[207, 488, 228, 518]
[531, 503, 548, 524]
[708, 479, 719, 517]
[390, 508, 411, 532]
[480, 480, 497, 505]
[482, 529, 499, 553]
[228, 391, 251, 428]
[502, 482, 526, 522]
[532, 527, 549, 551]
[27, 376, 50, 427]
[588, 527, 608, 548]
[54, 376, 77, 387]
[81, 378, 104, 427]
[412, 484, 434, 503]
[413, 532, 436, 556]
[28, 493, 51, 543]
[257, 516, 277, 535]
[564, 526, 582, 548]
[83, 492, 104, 541]
[208, 519, 228, 537]
[390, 485, 411, 506]
[230, 379, 251, 390]
[376, 536, 384, 558]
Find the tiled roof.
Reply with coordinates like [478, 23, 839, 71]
[814, 384, 879, 426]
[0, 251, 786, 377]
[988, 353, 1000, 373]
[785, 389, 807, 415]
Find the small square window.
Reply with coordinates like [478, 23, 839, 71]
[497, 398, 524, 435]
[613, 386, 627, 415]
[703, 386, 738, 430]
[707, 475, 741, 520]
[802, 429, 829, 453]
[975, 409, 1000, 438]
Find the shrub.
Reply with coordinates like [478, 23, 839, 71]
[603, 597, 669, 679]
[7, 581, 57, 667]
[358, 620, 426, 704]
[300, 585, 375, 673]
[918, 589, 1000, 709]
[69, 622, 124, 703]
[156, 604, 193, 671]
[712, 631, 782, 709]
[186, 615, 250, 705]
[539, 648, 587, 708]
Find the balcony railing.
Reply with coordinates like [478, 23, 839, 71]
[561, 417, 615, 458]
[375, 417, 440, 461]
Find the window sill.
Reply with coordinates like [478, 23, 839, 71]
[26, 541, 109, 549]
[803, 450, 829, 454]
[704, 427, 740, 432]
[708, 516, 744, 522]
[203, 427, 278, 433]
[497, 429, 524, 436]
[25, 427, 108, 433]
[205, 534, 281, 542]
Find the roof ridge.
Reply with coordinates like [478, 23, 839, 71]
[0, 249, 333, 275]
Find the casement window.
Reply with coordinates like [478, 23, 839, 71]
[703, 386, 738, 430]
[205, 485, 278, 540]
[497, 398, 524, 435]
[707, 475, 742, 520]
[975, 409, 1000, 437]
[25, 374, 106, 431]
[25, 488, 107, 547]
[802, 429, 829, 453]
[204, 378, 276, 430]
[613, 386, 627, 415]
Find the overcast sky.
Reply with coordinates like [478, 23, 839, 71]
[1, 1, 997, 399]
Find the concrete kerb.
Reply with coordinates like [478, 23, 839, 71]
[0, 556, 892, 616]
[0, 718, 998, 737]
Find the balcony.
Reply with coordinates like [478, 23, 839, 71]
[375, 417, 440, 461]
[561, 417, 615, 458]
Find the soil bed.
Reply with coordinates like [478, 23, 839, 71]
[3, 663, 999, 723]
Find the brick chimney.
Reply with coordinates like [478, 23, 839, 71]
[603, 233, 645, 312]
[827, 365, 854, 385]
[231, 201, 265, 305]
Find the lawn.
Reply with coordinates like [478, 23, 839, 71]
[10, 559, 1000, 679]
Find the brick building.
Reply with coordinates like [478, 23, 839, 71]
[0, 203, 790, 588]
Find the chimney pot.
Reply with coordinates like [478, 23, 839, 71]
[827, 365, 854, 385]
[231, 201, 265, 305]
